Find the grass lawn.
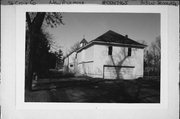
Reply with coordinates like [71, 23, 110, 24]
[25, 77, 160, 103]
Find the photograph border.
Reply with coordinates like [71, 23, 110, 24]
[16, 5, 168, 110]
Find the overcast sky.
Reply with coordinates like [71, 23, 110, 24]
[46, 13, 160, 55]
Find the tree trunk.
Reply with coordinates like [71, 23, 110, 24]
[25, 12, 46, 91]
[25, 31, 31, 90]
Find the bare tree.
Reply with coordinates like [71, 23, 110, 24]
[144, 36, 161, 76]
[150, 36, 161, 75]
[68, 41, 80, 54]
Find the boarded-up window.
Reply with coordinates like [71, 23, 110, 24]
[108, 46, 113, 55]
[128, 47, 131, 56]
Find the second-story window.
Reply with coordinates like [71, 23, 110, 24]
[108, 46, 113, 55]
[70, 64, 73, 67]
[128, 47, 131, 56]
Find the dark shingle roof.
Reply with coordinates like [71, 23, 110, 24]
[92, 30, 145, 46]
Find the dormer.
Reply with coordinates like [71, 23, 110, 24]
[80, 38, 88, 47]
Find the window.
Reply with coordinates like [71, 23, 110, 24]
[75, 54, 77, 59]
[80, 43, 83, 47]
[108, 46, 113, 55]
[128, 47, 131, 56]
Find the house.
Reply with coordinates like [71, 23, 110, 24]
[63, 51, 77, 73]
[64, 30, 146, 79]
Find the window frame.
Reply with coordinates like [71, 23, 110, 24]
[128, 47, 132, 56]
[108, 46, 113, 55]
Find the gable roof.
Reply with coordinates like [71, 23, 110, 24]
[76, 30, 146, 53]
[80, 38, 88, 44]
[92, 30, 145, 46]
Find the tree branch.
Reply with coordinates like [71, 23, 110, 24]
[26, 12, 32, 29]
[31, 12, 46, 31]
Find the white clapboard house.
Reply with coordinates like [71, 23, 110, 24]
[64, 30, 146, 79]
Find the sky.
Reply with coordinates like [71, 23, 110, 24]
[46, 13, 160, 55]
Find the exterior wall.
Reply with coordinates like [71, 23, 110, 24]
[63, 57, 69, 71]
[64, 44, 144, 80]
[63, 52, 77, 73]
[77, 45, 94, 76]
[93, 44, 144, 79]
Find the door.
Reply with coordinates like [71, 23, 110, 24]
[103, 65, 134, 79]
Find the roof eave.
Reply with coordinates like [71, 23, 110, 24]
[76, 41, 147, 53]
[77, 41, 94, 53]
[92, 41, 147, 48]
